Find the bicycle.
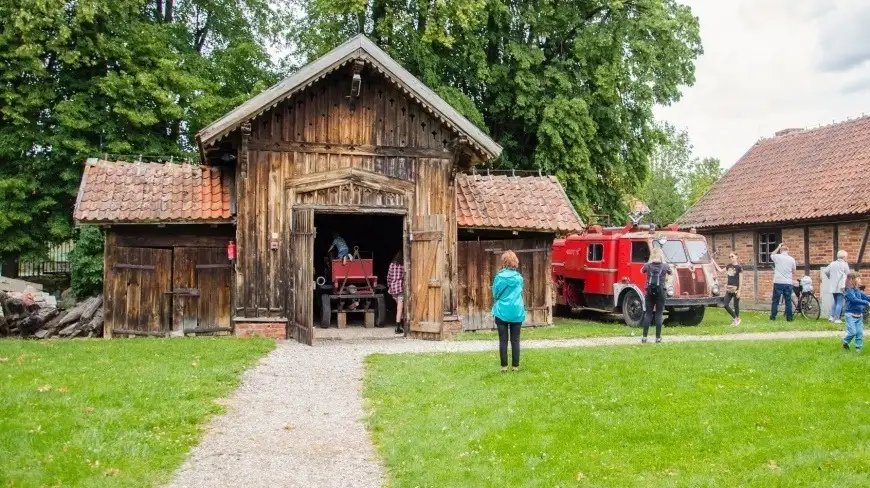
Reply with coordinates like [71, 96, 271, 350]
[780, 281, 820, 320]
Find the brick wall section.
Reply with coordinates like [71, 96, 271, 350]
[735, 232, 756, 265]
[697, 222, 870, 306]
[712, 233, 733, 258]
[234, 322, 286, 340]
[756, 269, 774, 302]
[808, 225, 835, 264]
[442, 318, 462, 340]
[782, 227, 805, 267]
[837, 223, 866, 260]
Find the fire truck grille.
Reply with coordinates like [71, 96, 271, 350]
[677, 268, 707, 297]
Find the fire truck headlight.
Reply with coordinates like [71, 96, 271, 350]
[711, 283, 720, 296]
[666, 285, 675, 297]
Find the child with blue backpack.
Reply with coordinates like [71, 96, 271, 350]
[842, 271, 870, 352]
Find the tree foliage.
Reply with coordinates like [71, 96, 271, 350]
[0, 0, 287, 262]
[68, 226, 104, 299]
[639, 122, 722, 226]
[288, 0, 703, 222]
[687, 156, 723, 206]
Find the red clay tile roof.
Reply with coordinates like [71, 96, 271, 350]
[456, 174, 584, 232]
[74, 160, 233, 223]
[679, 116, 870, 230]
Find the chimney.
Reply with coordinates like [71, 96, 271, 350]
[775, 128, 803, 137]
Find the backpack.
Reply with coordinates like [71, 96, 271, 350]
[647, 264, 664, 293]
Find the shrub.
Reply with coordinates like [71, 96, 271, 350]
[69, 226, 104, 299]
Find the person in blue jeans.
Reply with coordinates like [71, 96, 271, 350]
[825, 250, 850, 323]
[769, 243, 796, 321]
[492, 250, 525, 373]
[328, 231, 351, 264]
[842, 272, 870, 352]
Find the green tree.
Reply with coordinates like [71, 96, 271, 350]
[686, 156, 723, 205]
[68, 226, 104, 299]
[0, 0, 286, 265]
[288, 0, 703, 222]
[640, 123, 691, 226]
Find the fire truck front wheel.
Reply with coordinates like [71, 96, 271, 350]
[621, 290, 644, 327]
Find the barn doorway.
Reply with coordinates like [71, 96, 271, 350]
[312, 212, 405, 331]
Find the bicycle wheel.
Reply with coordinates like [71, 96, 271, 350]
[800, 293, 820, 321]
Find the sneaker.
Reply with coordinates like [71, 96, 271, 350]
[843, 342, 850, 351]
[829, 317, 835, 322]
[735, 317, 742, 326]
[395, 325, 404, 334]
[501, 367, 508, 374]
[857, 348, 862, 354]
[834, 320, 843, 324]
[511, 366, 520, 372]
[641, 337, 648, 344]
[655, 337, 662, 344]
[730, 319, 737, 326]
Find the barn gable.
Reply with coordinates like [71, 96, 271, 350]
[197, 34, 501, 162]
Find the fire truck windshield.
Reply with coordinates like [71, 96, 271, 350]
[685, 240, 711, 263]
[652, 239, 688, 263]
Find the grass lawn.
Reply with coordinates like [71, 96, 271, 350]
[457, 307, 842, 341]
[365, 339, 870, 487]
[0, 338, 274, 488]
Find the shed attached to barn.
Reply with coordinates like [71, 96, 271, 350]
[455, 173, 584, 331]
[74, 34, 504, 344]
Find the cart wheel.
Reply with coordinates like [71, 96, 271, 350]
[376, 296, 387, 327]
[320, 294, 332, 329]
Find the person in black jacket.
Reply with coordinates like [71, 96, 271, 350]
[641, 247, 672, 344]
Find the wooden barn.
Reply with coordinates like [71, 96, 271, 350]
[75, 34, 511, 344]
[455, 173, 584, 331]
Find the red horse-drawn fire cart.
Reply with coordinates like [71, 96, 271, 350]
[318, 249, 387, 328]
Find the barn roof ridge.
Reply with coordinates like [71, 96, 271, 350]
[196, 34, 502, 160]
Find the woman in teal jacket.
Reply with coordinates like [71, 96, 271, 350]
[492, 250, 525, 372]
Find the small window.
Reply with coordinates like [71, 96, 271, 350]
[631, 241, 650, 263]
[758, 230, 781, 264]
[587, 243, 604, 262]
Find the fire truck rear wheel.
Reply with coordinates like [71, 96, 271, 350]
[621, 290, 644, 327]
[678, 306, 705, 326]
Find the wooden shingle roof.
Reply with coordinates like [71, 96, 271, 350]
[74, 160, 233, 224]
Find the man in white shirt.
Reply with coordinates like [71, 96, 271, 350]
[769, 243, 797, 321]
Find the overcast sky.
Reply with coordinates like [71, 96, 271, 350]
[655, 0, 870, 168]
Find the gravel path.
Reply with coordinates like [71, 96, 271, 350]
[166, 330, 840, 488]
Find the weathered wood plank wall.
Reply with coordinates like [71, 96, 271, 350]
[234, 66, 458, 334]
[458, 238, 553, 331]
[103, 227, 233, 337]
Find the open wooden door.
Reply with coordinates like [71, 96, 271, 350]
[410, 215, 445, 337]
[290, 208, 315, 345]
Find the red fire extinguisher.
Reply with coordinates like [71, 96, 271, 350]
[227, 240, 237, 261]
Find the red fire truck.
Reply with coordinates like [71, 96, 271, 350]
[552, 223, 724, 326]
